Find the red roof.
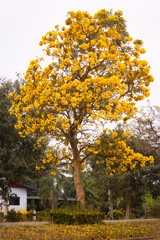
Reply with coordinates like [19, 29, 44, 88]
[9, 184, 38, 190]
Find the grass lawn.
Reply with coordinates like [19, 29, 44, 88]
[0, 220, 160, 239]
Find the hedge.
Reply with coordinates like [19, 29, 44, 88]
[50, 209, 104, 224]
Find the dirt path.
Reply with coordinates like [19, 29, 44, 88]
[102, 218, 160, 224]
[0, 221, 49, 228]
[0, 218, 159, 227]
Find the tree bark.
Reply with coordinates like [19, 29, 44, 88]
[73, 160, 85, 209]
[144, 198, 147, 218]
[124, 174, 131, 220]
[125, 203, 130, 219]
[50, 189, 58, 210]
[2, 178, 9, 221]
[108, 188, 114, 220]
[3, 200, 9, 221]
[70, 134, 85, 209]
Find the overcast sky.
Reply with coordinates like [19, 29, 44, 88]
[0, 0, 160, 106]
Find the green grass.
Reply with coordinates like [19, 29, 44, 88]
[0, 220, 160, 239]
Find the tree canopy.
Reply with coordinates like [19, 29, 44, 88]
[9, 9, 154, 208]
[0, 78, 45, 185]
[124, 105, 160, 198]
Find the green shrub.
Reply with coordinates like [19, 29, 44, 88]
[17, 212, 28, 221]
[113, 209, 124, 219]
[26, 210, 33, 221]
[144, 196, 160, 218]
[50, 209, 74, 224]
[106, 209, 124, 220]
[6, 209, 29, 222]
[6, 209, 51, 222]
[6, 209, 17, 222]
[37, 210, 51, 221]
[50, 209, 104, 224]
[130, 208, 141, 219]
[148, 197, 160, 218]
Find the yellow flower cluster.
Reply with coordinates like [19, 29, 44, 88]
[89, 130, 154, 174]
[18, 210, 28, 215]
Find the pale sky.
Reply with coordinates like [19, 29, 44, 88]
[0, 0, 160, 106]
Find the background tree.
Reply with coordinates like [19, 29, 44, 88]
[0, 78, 46, 191]
[89, 127, 154, 218]
[125, 105, 160, 199]
[119, 170, 145, 219]
[38, 170, 77, 210]
[81, 172, 98, 209]
[89, 154, 119, 218]
[38, 172, 58, 210]
[9, 10, 154, 208]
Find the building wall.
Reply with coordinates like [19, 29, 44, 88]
[0, 187, 27, 212]
[8, 188, 27, 211]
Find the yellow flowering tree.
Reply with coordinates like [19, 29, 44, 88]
[9, 9, 154, 208]
[88, 128, 154, 219]
[90, 129, 154, 175]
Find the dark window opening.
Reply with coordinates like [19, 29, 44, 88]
[9, 196, 20, 205]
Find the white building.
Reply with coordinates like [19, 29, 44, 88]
[0, 183, 38, 212]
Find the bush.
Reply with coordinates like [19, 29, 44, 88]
[76, 211, 104, 224]
[37, 210, 51, 221]
[144, 196, 160, 218]
[6, 209, 17, 222]
[17, 212, 28, 221]
[50, 209, 74, 224]
[106, 209, 124, 220]
[5, 209, 51, 222]
[50, 209, 104, 224]
[26, 210, 33, 221]
[6, 209, 33, 222]
[113, 209, 124, 219]
[148, 197, 160, 218]
[130, 208, 141, 219]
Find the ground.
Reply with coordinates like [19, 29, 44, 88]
[0, 219, 159, 239]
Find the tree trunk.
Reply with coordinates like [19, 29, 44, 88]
[125, 203, 130, 219]
[124, 174, 131, 220]
[3, 200, 9, 221]
[70, 135, 85, 209]
[144, 196, 147, 218]
[109, 203, 114, 220]
[108, 188, 114, 220]
[50, 189, 58, 210]
[2, 178, 9, 221]
[73, 160, 85, 209]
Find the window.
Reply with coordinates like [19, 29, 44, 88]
[9, 196, 20, 205]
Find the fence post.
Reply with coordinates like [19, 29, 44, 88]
[33, 210, 36, 221]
